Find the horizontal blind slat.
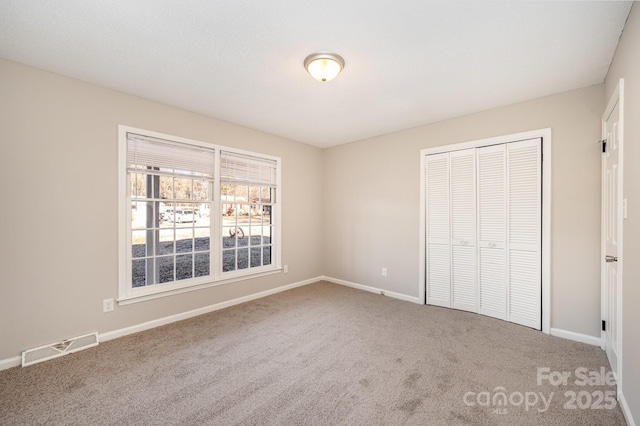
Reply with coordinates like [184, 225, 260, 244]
[220, 151, 277, 185]
[127, 133, 215, 176]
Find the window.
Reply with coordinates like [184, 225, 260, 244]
[220, 151, 277, 273]
[119, 126, 280, 303]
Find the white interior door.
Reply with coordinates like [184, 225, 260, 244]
[602, 83, 623, 379]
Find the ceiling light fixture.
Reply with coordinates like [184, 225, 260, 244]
[304, 52, 345, 82]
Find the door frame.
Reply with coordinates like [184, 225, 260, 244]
[600, 79, 624, 387]
[419, 128, 551, 333]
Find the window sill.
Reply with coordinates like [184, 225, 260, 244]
[117, 267, 283, 306]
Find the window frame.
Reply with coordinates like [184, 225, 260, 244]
[118, 125, 282, 305]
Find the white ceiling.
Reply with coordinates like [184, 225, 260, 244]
[0, 1, 633, 148]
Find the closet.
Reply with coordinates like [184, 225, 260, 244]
[425, 138, 541, 329]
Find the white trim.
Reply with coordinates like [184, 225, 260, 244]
[617, 78, 625, 403]
[419, 153, 427, 304]
[103, 277, 319, 342]
[419, 128, 551, 333]
[550, 328, 601, 346]
[421, 128, 549, 156]
[118, 125, 128, 305]
[618, 390, 636, 426]
[541, 132, 552, 334]
[117, 269, 283, 306]
[0, 356, 21, 371]
[322, 276, 422, 304]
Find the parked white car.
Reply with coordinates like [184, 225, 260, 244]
[175, 208, 197, 223]
[163, 208, 198, 223]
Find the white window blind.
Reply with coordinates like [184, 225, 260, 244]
[220, 151, 277, 185]
[127, 133, 215, 176]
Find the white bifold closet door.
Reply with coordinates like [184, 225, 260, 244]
[477, 139, 541, 328]
[426, 138, 541, 329]
[506, 139, 541, 329]
[425, 153, 451, 308]
[450, 149, 477, 312]
[425, 149, 477, 311]
[477, 144, 507, 320]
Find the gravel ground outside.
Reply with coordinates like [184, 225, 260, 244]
[132, 236, 272, 287]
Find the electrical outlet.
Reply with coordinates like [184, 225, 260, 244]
[103, 298, 114, 313]
[283, 265, 289, 274]
[381, 267, 388, 277]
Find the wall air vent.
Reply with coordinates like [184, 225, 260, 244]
[21, 332, 99, 367]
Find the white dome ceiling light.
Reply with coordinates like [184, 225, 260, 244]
[304, 52, 345, 82]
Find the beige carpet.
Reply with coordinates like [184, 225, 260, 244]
[0, 281, 626, 425]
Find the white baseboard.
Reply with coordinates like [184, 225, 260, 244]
[550, 328, 601, 346]
[619, 390, 636, 426]
[321, 276, 422, 304]
[101, 276, 321, 342]
[0, 356, 21, 371]
[0, 277, 320, 370]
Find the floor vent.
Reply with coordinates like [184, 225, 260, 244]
[21, 332, 99, 367]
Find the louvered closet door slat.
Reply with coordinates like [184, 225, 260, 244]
[426, 153, 451, 308]
[428, 244, 450, 306]
[450, 149, 477, 312]
[508, 139, 541, 329]
[477, 144, 506, 320]
[479, 247, 506, 319]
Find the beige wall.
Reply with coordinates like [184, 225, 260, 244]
[605, 3, 640, 423]
[0, 59, 324, 360]
[324, 85, 605, 337]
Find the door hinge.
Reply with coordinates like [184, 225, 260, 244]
[602, 320, 606, 331]
[601, 140, 607, 153]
